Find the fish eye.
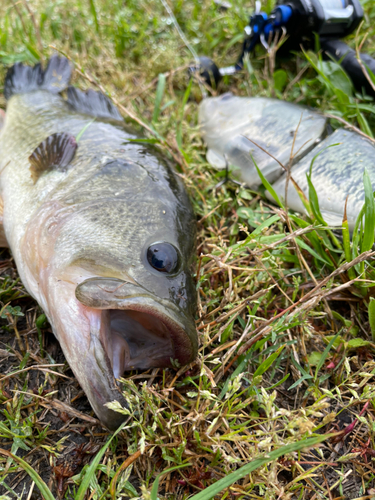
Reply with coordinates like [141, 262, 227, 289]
[147, 243, 179, 274]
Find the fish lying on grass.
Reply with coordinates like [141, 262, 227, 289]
[199, 93, 375, 227]
[271, 128, 375, 230]
[199, 93, 327, 187]
[0, 56, 198, 429]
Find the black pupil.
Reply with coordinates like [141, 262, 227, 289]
[147, 243, 178, 273]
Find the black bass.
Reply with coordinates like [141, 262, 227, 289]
[199, 93, 327, 187]
[271, 128, 375, 230]
[199, 93, 375, 227]
[0, 56, 197, 429]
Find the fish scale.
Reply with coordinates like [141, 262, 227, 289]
[0, 56, 197, 429]
[199, 93, 375, 228]
[199, 94, 327, 186]
[271, 128, 375, 229]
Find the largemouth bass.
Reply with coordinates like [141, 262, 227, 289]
[199, 93, 375, 227]
[271, 128, 375, 230]
[199, 93, 327, 187]
[0, 56, 198, 429]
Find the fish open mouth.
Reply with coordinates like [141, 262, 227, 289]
[75, 277, 197, 379]
[110, 310, 173, 376]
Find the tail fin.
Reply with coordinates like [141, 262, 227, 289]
[4, 55, 72, 100]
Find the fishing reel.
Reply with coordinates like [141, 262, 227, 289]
[271, 0, 363, 51]
[193, 0, 375, 97]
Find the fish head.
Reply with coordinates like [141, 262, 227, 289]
[22, 154, 197, 428]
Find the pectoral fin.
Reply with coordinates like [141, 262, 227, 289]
[29, 132, 77, 183]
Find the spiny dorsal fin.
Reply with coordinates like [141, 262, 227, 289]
[29, 132, 77, 183]
[67, 87, 123, 122]
[4, 55, 72, 100]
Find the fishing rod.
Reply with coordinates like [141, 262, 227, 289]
[195, 0, 375, 98]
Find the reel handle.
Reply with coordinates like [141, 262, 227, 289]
[321, 39, 375, 98]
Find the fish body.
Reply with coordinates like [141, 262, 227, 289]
[199, 94, 375, 227]
[0, 57, 197, 429]
[271, 128, 375, 230]
[199, 93, 327, 187]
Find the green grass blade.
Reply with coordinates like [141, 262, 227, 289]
[290, 214, 339, 261]
[181, 76, 192, 108]
[89, 0, 100, 33]
[303, 49, 331, 87]
[0, 448, 55, 500]
[361, 168, 375, 253]
[237, 214, 281, 250]
[306, 143, 341, 225]
[127, 138, 160, 144]
[368, 298, 375, 342]
[176, 78, 192, 148]
[288, 373, 313, 391]
[268, 373, 290, 390]
[253, 345, 284, 378]
[356, 104, 374, 138]
[252, 155, 284, 208]
[295, 237, 332, 266]
[290, 178, 312, 217]
[306, 173, 326, 226]
[25, 43, 40, 61]
[76, 422, 126, 500]
[352, 204, 365, 268]
[188, 435, 330, 500]
[151, 464, 191, 500]
[251, 214, 280, 238]
[152, 73, 166, 123]
[353, 205, 366, 238]
[76, 118, 96, 141]
[342, 197, 356, 280]
[315, 332, 341, 380]
[219, 349, 253, 400]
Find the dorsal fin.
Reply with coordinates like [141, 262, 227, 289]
[29, 132, 77, 183]
[67, 87, 123, 122]
[4, 55, 72, 100]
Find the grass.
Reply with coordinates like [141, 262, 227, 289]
[1, 0, 375, 498]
